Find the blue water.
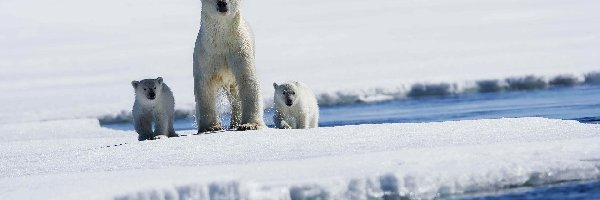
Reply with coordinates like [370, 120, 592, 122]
[102, 85, 600, 199]
[318, 85, 600, 127]
[450, 180, 600, 200]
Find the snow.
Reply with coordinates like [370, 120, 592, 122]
[1, 118, 599, 199]
[1, 0, 600, 199]
[1, 0, 600, 123]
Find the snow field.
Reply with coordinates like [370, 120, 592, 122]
[0, 118, 599, 199]
[1, 0, 600, 199]
[1, 0, 600, 123]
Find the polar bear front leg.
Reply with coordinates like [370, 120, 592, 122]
[194, 76, 223, 133]
[167, 114, 178, 137]
[273, 111, 292, 129]
[229, 55, 266, 131]
[226, 84, 242, 130]
[154, 112, 172, 138]
[134, 114, 153, 141]
[309, 113, 319, 128]
[296, 114, 309, 129]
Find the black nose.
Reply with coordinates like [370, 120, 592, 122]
[286, 100, 293, 106]
[148, 92, 156, 99]
[217, 1, 228, 13]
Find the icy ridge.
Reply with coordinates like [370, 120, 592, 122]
[115, 168, 600, 200]
[98, 72, 600, 124]
[316, 71, 600, 106]
[112, 136, 600, 200]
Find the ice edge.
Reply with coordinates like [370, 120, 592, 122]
[99, 71, 600, 125]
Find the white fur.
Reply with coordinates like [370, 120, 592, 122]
[193, 0, 265, 133]
[132, 78, 177, 141]
[273, 81, 319, 129]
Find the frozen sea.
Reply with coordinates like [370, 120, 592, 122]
[2, 0, 600, 199]
[101, 84, 600, 199]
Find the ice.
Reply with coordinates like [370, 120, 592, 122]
[407, 83, 458, 97]
[476, 79, 507, 93]
[1, 0, 600, 123]
[549, 74, 582, 87]
[0, 119, 127, 142]
[315, 73, 597, 107]
[585, 72, 600, 85]
[505, 76, 547, 90]
[1, 0, 600, 199]
[1, 118, 600, 199]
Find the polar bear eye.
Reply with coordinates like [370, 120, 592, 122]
[144, 88, 147, 91]
[153, 87, 156, 89]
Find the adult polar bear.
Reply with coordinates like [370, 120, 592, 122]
[193, 0, 265, 133]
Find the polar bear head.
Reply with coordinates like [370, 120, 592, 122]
[273, 82, 298, 107]
[201, 0, 241, 17]
[132, 77, 164, 101]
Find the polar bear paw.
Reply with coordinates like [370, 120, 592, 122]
[237, 123, 263, 131]
[279, 124, 292, 129]
[153, 135, 168, 140]
[197, 125, 224, 134]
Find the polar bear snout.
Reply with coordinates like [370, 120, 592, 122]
[217, 0, 228, 13]
[284, 94, 296, 106]
[147, 91, 156, 100]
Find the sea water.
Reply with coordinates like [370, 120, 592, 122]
[317, 85, 600, 127]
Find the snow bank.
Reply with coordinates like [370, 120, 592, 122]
[1, 118, 599, 199]
[316, 73, 598, 106]
[585, 71, 600, 85]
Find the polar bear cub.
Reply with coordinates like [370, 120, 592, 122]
[131, 77, 178, 141]
[273, 81, 319, 129]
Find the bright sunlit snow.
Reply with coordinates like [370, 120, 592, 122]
[1, 0, 599, 199]
[1, 0, 599, 123]
[1, 118, 599, 199]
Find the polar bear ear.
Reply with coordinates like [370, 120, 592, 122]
[273, 82, 278, 89]
[131, 81, 139, 89]
[156, 77, 163, 85]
